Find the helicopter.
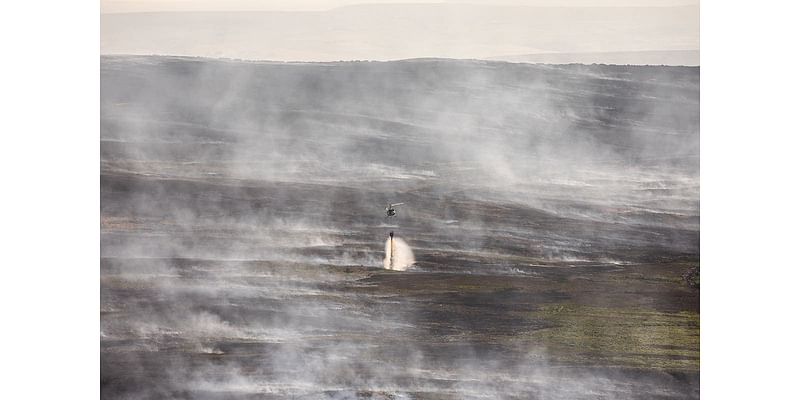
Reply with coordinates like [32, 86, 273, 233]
[385, 203, 404, 217]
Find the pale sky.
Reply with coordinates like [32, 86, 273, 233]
[101, 0, 700, 13]
[100, 1, 699, 64]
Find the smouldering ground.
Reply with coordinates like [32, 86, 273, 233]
[101, 56, 699, 399]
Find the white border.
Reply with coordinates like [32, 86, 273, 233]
[703, 0, 800, 398]
[3, 1, 98, 398]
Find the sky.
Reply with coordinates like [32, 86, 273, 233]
[100, 1, 699, 64]
[101, 0, 701, 13]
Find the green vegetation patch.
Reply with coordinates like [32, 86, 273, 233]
[516, 304, 699, 371]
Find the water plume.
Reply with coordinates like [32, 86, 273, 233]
[383, 234, 415, 271]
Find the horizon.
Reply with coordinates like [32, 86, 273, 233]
[99, 53, 700, 67]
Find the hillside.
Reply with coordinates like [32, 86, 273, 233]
[101, 56, 700, 399]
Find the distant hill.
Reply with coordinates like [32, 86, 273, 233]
[101, 4, 699, 65]
[488, 50, 699, 66]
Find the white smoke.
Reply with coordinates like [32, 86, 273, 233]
[383, 236, 415, 271]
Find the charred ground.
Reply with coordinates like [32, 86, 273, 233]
[101, 56, 699, 399]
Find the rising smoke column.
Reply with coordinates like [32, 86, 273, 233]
[383, 234, 415, 271]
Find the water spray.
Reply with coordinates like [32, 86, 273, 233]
[388, 231, 395, 268]
[384, 230, 414, 271]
